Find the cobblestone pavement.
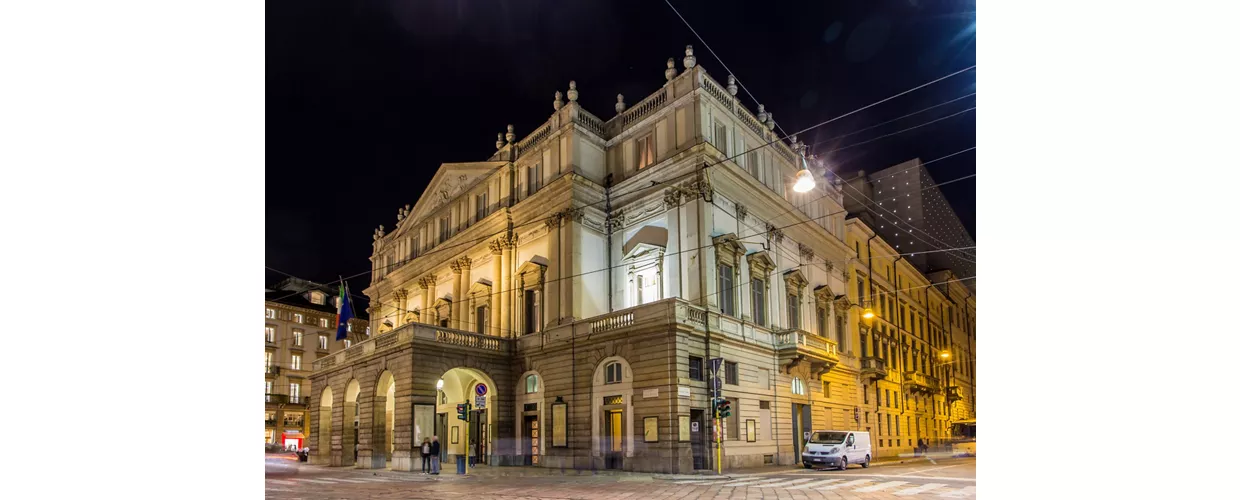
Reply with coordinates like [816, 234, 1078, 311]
[266, 458, 976, 499]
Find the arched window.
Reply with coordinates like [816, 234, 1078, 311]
[791, 377, 806, 395]
[525, 374, 539, 393]
[604, 362, 622, 384]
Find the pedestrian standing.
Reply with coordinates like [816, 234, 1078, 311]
[420, 438, 432, 473]
[429, 436, 441, 474]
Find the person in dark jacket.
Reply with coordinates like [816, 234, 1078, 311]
[429, 436, 441, 474]
[420, 438, 432, 473]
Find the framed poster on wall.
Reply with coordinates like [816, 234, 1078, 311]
[746, 420, 757, 442]
[451, 426, 459, 444]
[551, 401, 567, 447]
[678, 415, 690, 442]
[643, 416, 658, 443]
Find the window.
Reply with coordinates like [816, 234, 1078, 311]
[264, 351, 272, 370]
[791, 377, 806, 396]
[318, 335, 327, 350]
[293, 313, 303, 324]
[439, 217, 450, 243]
[787, 294, 800, 329]
[527, 163, 542, 196]
[476, 306, 487, 334]
[822, 381, 830, 398]
[863, 384, 869, 404]
[476, 191, 489, 221]
[265, 326, 275, 343]
[636, 134, 654, 170]
[344, 339, 352, 348]
[885, 390, 890, 407]
[347, 323, 353, 333]
[292, 330, 302, 346]
[524, 289, 541, 334]
[320, 318, 328, 328]
[751, 278, 766, 326]
[265, 380, 273, 395]
[265, 308, 276, 319]
[718, 263, 735, 316]
[816, 308, 826, 336]
[726, 399, 739, 440]
[366, 327, 371, 336]
[526, 374, 539, 394]
[411, 235, 421, 258]
[746, 150, 759, 178]
[857, 279, 865, 303]
[725, 361, 738, 385]
[714, 121, 728, 155]
[290, 382, 300, 401]
[291, 354, 301, 370]
[605, 362, 622, 384]
[688, 356, 703, 381]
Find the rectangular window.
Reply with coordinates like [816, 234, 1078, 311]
[725, 361, 738, 385]
[787, 294, 799, 329]
[265, 326, 275, 343]
[816, 308, 826, 336]
[528, 163, 542, 196]
[718, 264, 735, 316]
[318, 336, 327, 350]
[265, 308, 276, 319]
[264, 351, 272, 370]
[476, 306, 487, 334]
[292, 330, 302, 346]
[290, 382, 300, 400]
[439, 217, 450, 243]
[688, 356, 703, 381]
[344, 339, 352, 348]
[524, 289, 541, 334]
[265, 380, 273, 396]
[476, 192, 489, 221]
[746, 150, 759, 178]
[752, 279, 765, 326]
[863, 384, 869, 404]
[885, 390, 890, 407]
[293, 313, 303, 324]
[291, 354, 301, 370]
[727, 399, 739, 440]
[822, 381, 830, 398]
[714, 121, 728, 155]
[637, 134, 654, 170]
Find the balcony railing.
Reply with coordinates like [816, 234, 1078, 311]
[905, 371, 940, 393]
[774, 330, 840, 360]
[860, 356, 888, 380]
[312, 323, 515, 371]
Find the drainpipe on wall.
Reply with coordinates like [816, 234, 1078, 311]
[605, 173, 614, 313]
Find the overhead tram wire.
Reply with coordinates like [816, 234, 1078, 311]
[281, 70, 977, 296]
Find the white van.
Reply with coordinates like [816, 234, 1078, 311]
[802, 430, 871, 470]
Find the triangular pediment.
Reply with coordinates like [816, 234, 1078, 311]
[398, 162, 506, 234]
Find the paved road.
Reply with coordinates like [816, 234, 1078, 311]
[266, 458, 976, 499]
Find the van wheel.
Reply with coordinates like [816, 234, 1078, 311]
[839, 456, 848, 471]
[861, 455, 871, 468]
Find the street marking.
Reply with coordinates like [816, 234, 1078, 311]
[722, 478, 787, 487]
[354, 476, 397, 482]
[785, 478, 842, 490]
[296, 478, 341, 484]
[266, 479, 297, 486]
[755, 478, 816, 488]
[898, 465, 961, 475]
[327, 478, 370, 483]
[854, 481, 909, 492]
[266, 487, 294, 492]
[896, 483, 948, 496]
[816, 473, 976, 482]
[939, 486, 977, 497]
[819, 479, 873, 490]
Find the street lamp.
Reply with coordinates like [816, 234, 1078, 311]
[793, 153, 816, 193]
[862, 306, 875, 320]
[436, 379, 445, 391]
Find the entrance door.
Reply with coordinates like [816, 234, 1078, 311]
[792, 403, 812, 463]
[523, 415, 539, 465]
[469, 410, 488, 465]
[436, 413, 447, 461]
[690, 409, 707, 470]
[604, 409, 623, 469]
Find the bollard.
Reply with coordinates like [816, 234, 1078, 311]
[456, 455, 466, 475]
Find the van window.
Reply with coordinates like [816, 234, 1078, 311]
[808, 431, 848, 444]
[846, 434, 855, 446]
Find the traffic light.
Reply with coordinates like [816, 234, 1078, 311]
[714, 398, 732, 418]
[456, 403, 470, 421]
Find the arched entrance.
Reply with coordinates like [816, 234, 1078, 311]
[370, 370, 396, 469]
[343, 379, 360, 466]
[515, 371, 545, 466]
[436, 367, 497, 467]
[316, 386, 333, 465]
[592, 356, 633, 470]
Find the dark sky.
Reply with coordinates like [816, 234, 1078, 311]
[267, 0, 976, 293]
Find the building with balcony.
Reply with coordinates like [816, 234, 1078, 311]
[265, 278, 369, 450]
[308, 46, 972, 474]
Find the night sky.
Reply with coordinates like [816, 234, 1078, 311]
[266, 0, 976, 293]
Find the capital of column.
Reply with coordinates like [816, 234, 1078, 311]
[489, 238, 504, 255]
[544, 212, 564, 229]
[394, 289, 408, 300]
[456, 256, 472, 269]
[449, 261, 463, 273]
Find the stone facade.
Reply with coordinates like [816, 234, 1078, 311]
[309, 47, 976, 474]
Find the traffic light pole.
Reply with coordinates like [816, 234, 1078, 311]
[714, 387, 722, 475]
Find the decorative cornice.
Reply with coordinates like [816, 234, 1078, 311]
[834, 296, 853, 312]
[735, 203, 748, 222]
[663, 187, 683, 209]
[608, 208, 626, 234]
[544, 211, 564, 229]
[765, 222, 785, 244]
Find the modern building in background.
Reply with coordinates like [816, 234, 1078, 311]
[308, 46, 975, 474]
[265, 278, 369, 450]
[842, 159, 976, 292]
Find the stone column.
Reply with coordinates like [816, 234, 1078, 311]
[370, 394, 387, 469]
[561, 210, 577, 320]
[420, 278, 433, 324]
[663, 189, 682, 300]
[459, 257, 472, 331]
[489, 240, 503, 336]
[341, 401, 357, 466]
[450, 261, 464, 329]
[500, 235, 515, 337]
[395, 289, 408, 326]
[545, 214, 562, 326]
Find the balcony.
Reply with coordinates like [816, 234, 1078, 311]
[312, 323, 515, 372]
[265, 394, 308, 405]
[774, 330, 840, 377]
[905, 371, 940, 394]
[860, 356, 888, 381]
[945, 385, 962, 403]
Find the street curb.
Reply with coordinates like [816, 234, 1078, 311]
[653, 474, 734, 481]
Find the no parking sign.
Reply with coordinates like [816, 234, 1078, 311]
[475, 383, 488, 397]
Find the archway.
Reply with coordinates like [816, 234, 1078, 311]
[316, 386, 333, 465]
[343, 379, 360, 466]
[436, 367, 497, 467]
[592, 356, 633, 470]
[370, 370, 396, 469]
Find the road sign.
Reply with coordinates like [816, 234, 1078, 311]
[475, 384, 488, 397]
[854, 406, 861, 422]
[709, 358, 723, 392]
[474, 395, 487, 409]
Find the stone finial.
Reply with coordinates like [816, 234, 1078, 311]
[496, 133, 505, 150]
[790, 134, 799, 150]
[726, 75, 738, 96]
[506, 124, 516, 144]
[665, 58, 678, 81]
[615, 94, 626, 114]
[553, 91, 563, 111]
[765, 112, 775, 130]
[757, 104, 767, 122]
[683, 45, 696, 69]
[567, 80, 579, 102]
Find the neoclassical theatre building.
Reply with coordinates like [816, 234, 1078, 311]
[308, 46, 973, 473]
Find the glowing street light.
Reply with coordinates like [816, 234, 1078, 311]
[862, 307, 875, 320]
[940, 350, 951, 360]
[436, 379, 445, 390]
[793, 152, 816, 193]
